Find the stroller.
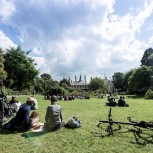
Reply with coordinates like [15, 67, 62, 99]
[0, 91, 14, 128]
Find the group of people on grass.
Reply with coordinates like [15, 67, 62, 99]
[106, 96, 129, 107]
[2, 94, 128, 132]
[9, 95, 38, 113]
[3, 95, 63, 132]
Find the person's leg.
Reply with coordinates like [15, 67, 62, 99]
[52, 122, 62, 131]
[3, 117, 16, 130]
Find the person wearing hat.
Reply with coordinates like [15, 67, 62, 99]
[44, 95, 63, 131]
[30, 96, 38, 110]
[4, 97, 35, 131]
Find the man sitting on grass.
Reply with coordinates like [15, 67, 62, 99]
[118, 96, 129, 107]
[44, 95, 63, 131]
[9, 96, 21, 112]
[106, 96, 117, 107]
[4, 97, 35, 131]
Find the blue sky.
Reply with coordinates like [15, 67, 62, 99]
[0, 0, 153, 82]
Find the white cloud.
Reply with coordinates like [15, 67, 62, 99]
[0, 0, 16, 22]
[131, 1, 153, 32]
[148, 36, 153, 44]
[0, 31, 17, 50]
[0, 0, 153, 81]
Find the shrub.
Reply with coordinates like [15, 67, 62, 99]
[20, 89, 31, 95]
[144, 89, 153, 99]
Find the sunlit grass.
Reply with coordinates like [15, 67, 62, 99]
[1, 95, 153, 153]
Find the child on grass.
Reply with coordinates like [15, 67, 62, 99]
[29, 111, 44, 131]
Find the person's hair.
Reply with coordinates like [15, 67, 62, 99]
[51, 95, 57, 103]
[30, 111, 39, 118]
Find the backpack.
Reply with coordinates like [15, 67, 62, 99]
[65, 116, 81, 128]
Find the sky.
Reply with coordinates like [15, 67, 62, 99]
[0, 0, 153, 83]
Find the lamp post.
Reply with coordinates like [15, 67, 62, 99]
[32, 79, 36, 96]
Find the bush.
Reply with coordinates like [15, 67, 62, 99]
[144, 89, 153, 99]
[20, 89, 31, 95]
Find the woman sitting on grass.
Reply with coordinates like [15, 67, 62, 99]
[29, 111, 44, 131]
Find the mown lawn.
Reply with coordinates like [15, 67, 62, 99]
[1, 95, 153, 153]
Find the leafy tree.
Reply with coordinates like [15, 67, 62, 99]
[144, 54, 153, 66]
[35, 74, 69, 95]
[89, 77, 108, 92]
[112, 72, 124, 91]
[128, 66, 152, 93]
[59, 78, 70, 87]
[0, 48, 7, 85]
[34, 73, 53, 93]
[123, 69, 135, 92]
[41, 73, 52, 80]
[4, 46, 39, 90]
[141, 48, 153, 66]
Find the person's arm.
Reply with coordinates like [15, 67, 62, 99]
[45, 107, 49, 122]
[60, 108, 63, 121]
[24, 106, 30, 129]
[60, 112, 63, 121]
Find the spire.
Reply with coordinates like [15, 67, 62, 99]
[79, 75, 82, 82]
[90, 76, 92, 81]
[75, 75, 77, 82]
[84, 75, 87, 84]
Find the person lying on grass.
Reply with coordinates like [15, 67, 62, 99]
[29, 111, 44, 131]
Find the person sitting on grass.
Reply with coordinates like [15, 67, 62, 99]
[44, 95, 63, 131]
[118, 96, 129, 107]
[9, 96, 21, 113]
[30, 96, 38, 110]
[106, 96, 117, 107]
[29, 111, 44, 131]
[4, 97, 35, 131]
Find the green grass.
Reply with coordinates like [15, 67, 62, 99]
[1, 95, 153, 153]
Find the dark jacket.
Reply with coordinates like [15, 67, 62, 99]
[5, 103, 31, 130]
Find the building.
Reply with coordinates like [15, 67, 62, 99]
[70, 75, 89, 90]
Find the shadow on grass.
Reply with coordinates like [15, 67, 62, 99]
[21, 131, 46, 138]
[0, 129, 18, 135]
[0, 128, 46, 138]
[92, 128, 153, 146]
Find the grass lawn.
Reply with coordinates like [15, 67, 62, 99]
[1, 95, 153, 153]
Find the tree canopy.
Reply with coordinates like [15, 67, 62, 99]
[112, 72, 124, 91]
[0, 48, 7, 85]
[128, 66, 152, 93]
[4, 46, 39, 90]
[141, 48, 153, 66]
[89, 77, 108, 92]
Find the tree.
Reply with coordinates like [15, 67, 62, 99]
[41, 73, 52, 80]
[59, 78, 70, 87]
[122, 69, 135, 92]
[141, 48, 153, 66]
[128, 66, 152, 93]
[40, 73, 53, 93]
[112, 72, 124, 91]
[0, 48, 7, 85]
[89, 77, 108, 92]
[144, 54, 153, 66]
[4, 46, 39, 90]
